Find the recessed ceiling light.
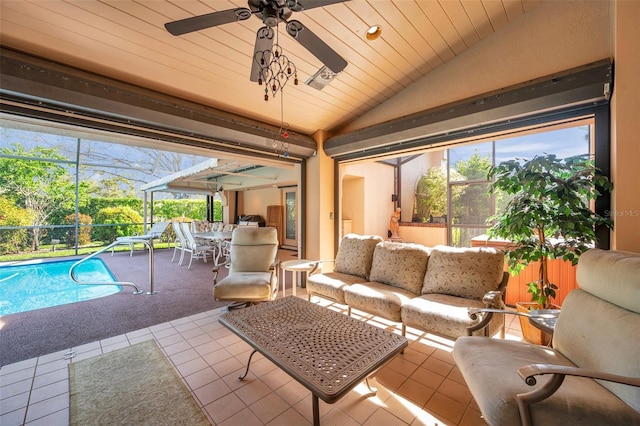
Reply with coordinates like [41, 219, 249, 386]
[365, 25, 382, 41]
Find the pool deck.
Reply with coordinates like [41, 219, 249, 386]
[1, 247, 301, 367]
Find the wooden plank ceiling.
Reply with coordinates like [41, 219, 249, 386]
[0, 0, 541, 137]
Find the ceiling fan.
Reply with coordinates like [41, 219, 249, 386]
[164, 0, 349, 82]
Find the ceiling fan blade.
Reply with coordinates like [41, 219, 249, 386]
[286, 0, 350, 13]
[165, 8, 252, 36]
[250, 27, 275, 82]
[286, 20, 347, 73]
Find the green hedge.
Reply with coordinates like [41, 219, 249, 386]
[92, 206, 143, 242]
[153, 199, 207, 221]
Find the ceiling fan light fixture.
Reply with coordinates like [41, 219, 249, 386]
[365, 25, 382, 41]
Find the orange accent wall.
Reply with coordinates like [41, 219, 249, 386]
[471, 237, 578, 306]
[501, 259, 577, 307]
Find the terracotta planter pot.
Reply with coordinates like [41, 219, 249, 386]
[516, 302, 560, 346]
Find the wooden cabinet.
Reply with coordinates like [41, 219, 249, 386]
[267, 205, 283, 246]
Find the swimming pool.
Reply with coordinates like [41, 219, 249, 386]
[0, 258, 121, 316]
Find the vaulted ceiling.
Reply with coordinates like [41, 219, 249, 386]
[0, 0, 542, 137]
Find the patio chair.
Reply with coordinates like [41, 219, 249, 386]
[171, 221, 187, 264]
[212, 226, 279, 308]
[452, 249, 640, 426]
[112, 221, 169, 256]
[180, 222, 215, 269]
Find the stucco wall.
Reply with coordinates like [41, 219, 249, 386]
[340, 161, 394, 238]
[611, 0, 640, 251]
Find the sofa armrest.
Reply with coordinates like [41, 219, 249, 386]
[514, 363, 640, 426]
[466, 307, 561, 337]
[309, 259, 331, 275]
[465, 289, 508, 336]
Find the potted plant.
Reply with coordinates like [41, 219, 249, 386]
[486, 154, 613, 343]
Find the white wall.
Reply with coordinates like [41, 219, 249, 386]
[240, 187, 282, 221]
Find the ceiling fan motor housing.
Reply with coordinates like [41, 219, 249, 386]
[250, 0, 293, 27]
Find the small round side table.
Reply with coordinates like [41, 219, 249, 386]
[279, 259, 320, 298]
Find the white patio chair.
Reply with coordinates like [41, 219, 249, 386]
[112, 221, 169, 256]
[180, 222, 215, 269]
[171, 221, 187, 264]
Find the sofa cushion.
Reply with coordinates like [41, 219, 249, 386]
[401, 294, 502, 338]
[344, 281, 416, 322]
[334, 234, 383, 280]
[214, 272, 275, 301]
[306, 271, 368, 304]
[421, 245, 504, 299]
[369, 242, 431, 295]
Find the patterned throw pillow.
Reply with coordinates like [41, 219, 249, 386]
[334, 234, 384, 280]
[369, 242, 431, 294]
[421, 245, 504, 299]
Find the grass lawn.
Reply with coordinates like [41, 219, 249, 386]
[0, 241, 174, 262]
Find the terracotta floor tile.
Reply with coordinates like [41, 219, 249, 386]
[424, 392, 467, 425]
[249, 392, 290, 424]
[5, 294, 525, 426]
[396, 378, 436, 407]
[437, 378, 472, 405]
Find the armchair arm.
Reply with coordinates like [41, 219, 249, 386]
[518, 363, 640, 388]
[514, 363, 640, 426]
[467, 308, 559, 321]
[212, 261, 231, 285]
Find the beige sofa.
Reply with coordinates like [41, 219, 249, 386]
[307, 234, 508, 339]
[453, 249, 640, 425]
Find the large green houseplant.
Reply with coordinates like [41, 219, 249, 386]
[487, 154, 613, 309]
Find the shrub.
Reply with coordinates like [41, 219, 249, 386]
[93, 207, 143, 242]
[0, 197, 32, 254]
[64, 213, 93, 246]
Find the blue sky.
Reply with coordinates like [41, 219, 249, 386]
[449, 125, 590, 167]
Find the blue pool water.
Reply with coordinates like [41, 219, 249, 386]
[0, 259, 121, 316]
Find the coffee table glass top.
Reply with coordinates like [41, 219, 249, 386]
[219, 296, 408, 403]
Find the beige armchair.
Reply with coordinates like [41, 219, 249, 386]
[453, 249, 640, 426]
[212, 227, 279, 307]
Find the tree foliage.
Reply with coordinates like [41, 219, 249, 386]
[415, 167, 447, 220]
[0, 143, 73, 250]
[0, 196, 32, 253]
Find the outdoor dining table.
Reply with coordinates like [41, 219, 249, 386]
[192, 231, 233, 265]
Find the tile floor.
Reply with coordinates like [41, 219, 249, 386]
[0, 286, 524, 426]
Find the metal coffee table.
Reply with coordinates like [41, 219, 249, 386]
[219, 296, 408, 425]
